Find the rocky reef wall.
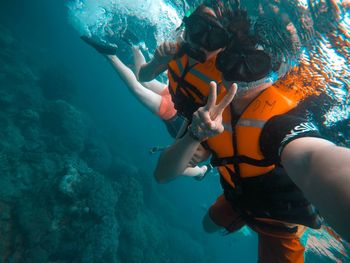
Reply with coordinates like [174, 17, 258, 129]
[0, 24, 207, 263]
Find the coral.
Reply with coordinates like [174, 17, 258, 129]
[117, 213, 167, 263]
[115, 175, 144, 220]
[0, 23, 215, 263]
[41, 100, 88, 154]
[0, 119, 25, 155]
[54, 162, 119, 263]
[81, 136, 112, 173]
[59, 166, 81, 198]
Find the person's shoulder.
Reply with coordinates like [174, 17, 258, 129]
[260, 110, 321, 163]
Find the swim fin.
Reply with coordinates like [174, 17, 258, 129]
[81, 35, 118, 55]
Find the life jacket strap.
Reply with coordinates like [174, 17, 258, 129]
[220, 170, 323, 229]
[168, 65, 207, 118]
[252, 219, 299, 233]
[211, 155, 275, 167]
[226, 166, 244, 195]
[221, 177, 299, 233]
[168, 63, 207, 103]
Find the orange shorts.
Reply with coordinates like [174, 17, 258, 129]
[157, 87, 177, 120]
[206, 194, 306, 263]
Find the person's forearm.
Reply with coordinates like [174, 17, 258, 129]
[106, 55, 136, 86]
[138, 57, 168, 82]
[285, 144, 350, 241]
[132, 47, 146, 77]
[154, 132, 202, 183]
[154, 81, 235, 183]
[307, 145, 350, 241]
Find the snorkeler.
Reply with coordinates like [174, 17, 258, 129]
[150, 5, 350, 263]
[138, 5, 274, 120]
[137, 5, 229, 120]
[81, 35, 210, 180]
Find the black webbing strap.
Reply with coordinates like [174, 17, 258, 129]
[249, 219, 298, 233]
[229, 103, 242, 188]
[168, 62, 207, 103]
[168, 66, 201, 118]
[226, 166, 243, 195]
[211, 155, 275, 167]
[221, 176, 298, 234]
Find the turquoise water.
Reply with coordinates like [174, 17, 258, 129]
[0, 0, 349, 262]
[69, 0, 350, 145]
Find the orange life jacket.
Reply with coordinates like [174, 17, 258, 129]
[168, 63, 322, 229]
[209, 85, 322, 230]
[208, 85, 300, 182]
[167, 54, 228, 119]
[167, 52, 321, 229]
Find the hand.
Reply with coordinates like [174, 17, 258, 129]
[188, 144, 211, 167]
[190, 82, 237, 141]
[182, 165, 208, 180]
[154, 41, 178, 63]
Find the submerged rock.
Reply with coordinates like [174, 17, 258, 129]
[0, 23, 209, 263]
[41, 100, 88, 154]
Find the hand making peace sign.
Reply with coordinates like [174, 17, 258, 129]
[189, 81, 237, 141]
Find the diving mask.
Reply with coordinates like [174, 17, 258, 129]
[183, 13, 228, 51]
[216, 48, 272, 82]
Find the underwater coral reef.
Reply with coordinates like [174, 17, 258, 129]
[0, 24, 208, 263]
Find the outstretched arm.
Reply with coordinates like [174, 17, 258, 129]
[81, 36, 163, 114]
[154, 131, 203, 182]
[105, 54, 161, 115]
[132, 47, 167, 94]
[281, 137, 350, 242]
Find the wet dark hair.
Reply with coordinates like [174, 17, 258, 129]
[225, 9, 258, 51]
[215, 8, 273, 82]
[192, 4, 215, 16]
[190, 3, 256, 49]
[183, 4, 229, 52]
